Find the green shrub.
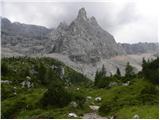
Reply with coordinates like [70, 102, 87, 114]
[138, 83, 158, 104]
[2, 100, 26, 118]
[71, 91, 86, 108]
[1, 84, 14, 100]
[142, 57, 159, 84]
[40, 80, 71, 108]
[1, 62, 9, 76]
[99, 97, 120, 116]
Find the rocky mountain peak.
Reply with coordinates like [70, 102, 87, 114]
[90, 16, 98, 25]
[77, 8, 88, 21]
[46, 7, 126, 63]
[57, 22, 68, 31]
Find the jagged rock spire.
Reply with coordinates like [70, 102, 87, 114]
[90, 16, 98, 25]
[57, 22, 68, 31]
[77, 8, 88, 21]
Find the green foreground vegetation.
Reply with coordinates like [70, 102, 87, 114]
[1, 57, 159, 119]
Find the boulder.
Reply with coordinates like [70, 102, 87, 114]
[70, 101, 78, 108]
[132, 114, 140, 119]
[86, 96, 92, 100]
[122, 81, 130, 86]
[95, 97, 102, 102]
[89, 105, 100, 111]
[109, 82, 118, 87]
[68, 113, 78, 118]
[26, 76, 31, 80]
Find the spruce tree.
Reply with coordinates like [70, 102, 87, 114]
[94, 65, 106, 87]
[116, 67, 121, 77]
[125, 62, 134, 77]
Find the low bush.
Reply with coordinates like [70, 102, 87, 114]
[40, 80, 72, 108]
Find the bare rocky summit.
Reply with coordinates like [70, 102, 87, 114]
[46, 8, 126, 63]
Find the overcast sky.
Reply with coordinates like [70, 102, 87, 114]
[1, 0, 159, 43]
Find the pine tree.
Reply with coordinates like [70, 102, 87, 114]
[1, 62, 9, 76]
[38, 62, 47, 84]
[94, 70, 99, 86]
[142, 57, 147, 71]
[41, 79, 71, 108]
[94, 65, 106, 87]
[101, 64, 106, 75]
[116, 67, 121, 77]
[142, 57, 159, 84]
[125, 62, 134, 77]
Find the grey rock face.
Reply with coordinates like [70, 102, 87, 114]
[1, 17, 52, 55]
[1, 17, 51, 39]
[121, 42, 159, 54]
[46, 8, 126, 63]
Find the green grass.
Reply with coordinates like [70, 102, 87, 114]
[116, 105, 159, 119]
[1, 88, 46, 118]
[2, 83, 159, 119]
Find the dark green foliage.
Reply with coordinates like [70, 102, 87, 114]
[94, 65, 106, 87]
[95, 77, 111, 88]
[65, 67, 91, 85]
[142, 57, 159, 84]
[99, 79, 159, 116]
[101, 64, 106, 75]
[125, 62, 134, 77]
[99, 97, 120, 115]
[71, 91, 86, 108]
[1, 84, 14, 100]
[1, 57, 91, 86]
[138, 83, 159, 104]
[40, 79, 71, 108]
[37, 62, 47, 84]
[1, 62, 9, 76]
[2, 100, 26, 119]
[116, 67, 121, 77]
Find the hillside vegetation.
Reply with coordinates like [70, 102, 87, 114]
[1, 57, 159, 119]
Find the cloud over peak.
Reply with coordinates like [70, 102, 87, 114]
[1, 1, 158, 43]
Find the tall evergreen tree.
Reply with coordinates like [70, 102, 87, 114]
[116, 67, 121, 77]
[125, 62, 134, 77]
[142, 57, 147, 71]
[41, 79, 71, 108]
[142, 57, 159, 84]
[38, 62, 47, 84]
[101, 64, 106, 75]
[94, 64, 106, 86]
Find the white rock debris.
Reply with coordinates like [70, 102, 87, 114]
[68, 113, 78, 118]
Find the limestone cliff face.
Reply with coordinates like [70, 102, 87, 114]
[47, 8, 126, 63]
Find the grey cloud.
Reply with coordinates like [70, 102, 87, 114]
[1, 2, 158, 43]
[117, 3, 139, 25]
